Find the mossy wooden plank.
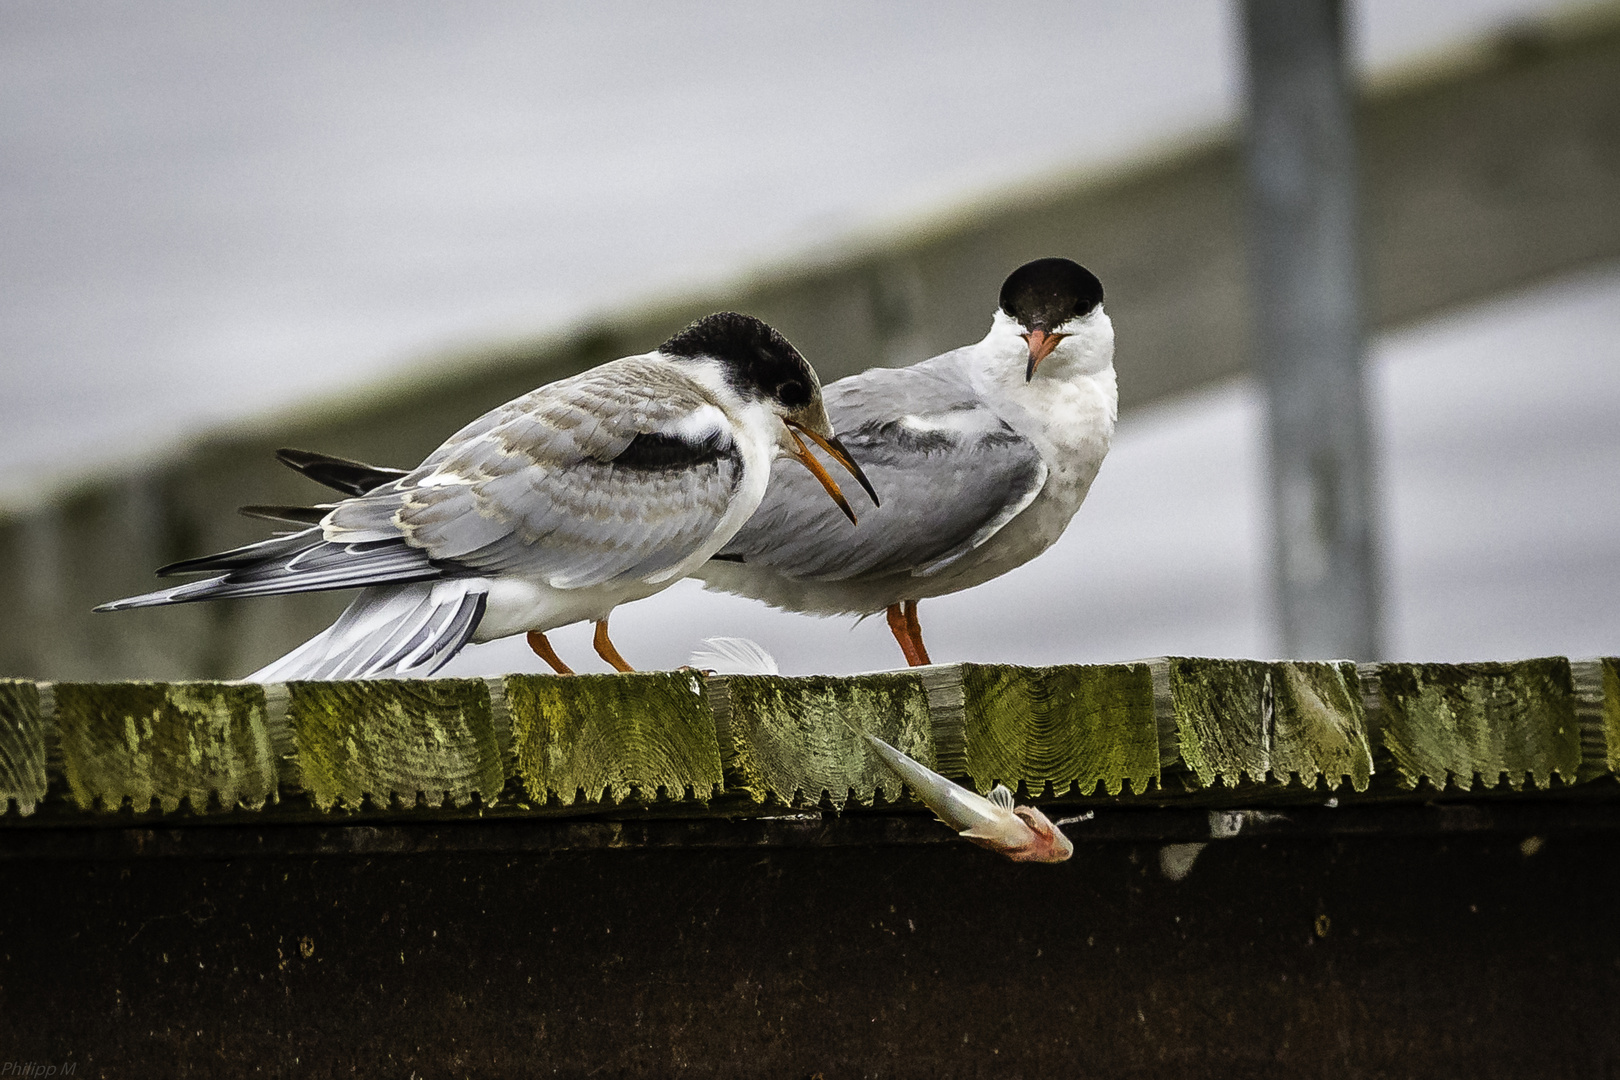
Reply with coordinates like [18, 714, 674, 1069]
[958, 663, 1156, 796]
[1368, 659, 1579, 790]
[1156, 658, 1269, 788]
[1608, 658, 1620, 776]
[53, 681, 277, 813]
[1570, 658, 1619, 781]
[710, 674, 931, 806]
[1154, 659, 1372, 790]
[1269, 662, 1374, 791]
[506, 673, 721, 804]
[0, 680, 48, 816]
[918, 665, 968, 778]
[286, 680, 502, 811]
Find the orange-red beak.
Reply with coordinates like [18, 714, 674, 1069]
[784, 422, 879, 525]
[1022, 329, 1066, 381]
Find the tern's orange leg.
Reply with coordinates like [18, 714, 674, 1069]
[593, 619, 636, 673]
[885, 603, 926, 667]
[903, 600, 932, 666]
[527, 630, 574, 675]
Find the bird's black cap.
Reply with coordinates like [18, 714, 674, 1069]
[999, 258, 1104, 330]
[661, 312, 817, 408]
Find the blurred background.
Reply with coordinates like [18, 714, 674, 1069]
[1, 0, 1616, 678]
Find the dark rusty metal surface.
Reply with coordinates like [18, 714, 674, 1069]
[1, 810, 1618, 1077]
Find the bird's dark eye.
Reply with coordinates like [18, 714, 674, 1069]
[775, 379, 810, 407]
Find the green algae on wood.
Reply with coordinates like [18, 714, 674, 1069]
[1154, 658, 1269, 788]
[1570, 658, 1619, 781]
[506, 672, 721, 804]
[1367, 658, 1579, 790]
[1153, 659, 1371, 791]
[52, 681, 278, 813]
[1269, 662, 1373, 791]
[710, 673, 931, 806]
[286, 679, 503, 810]
[917, 665, 968, 777]
[1606, 659, 1620, 776]
[956, 663, 1156, 796]
[0, 680, 48, 815]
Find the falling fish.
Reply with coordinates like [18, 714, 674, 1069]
[685, 635, 1075, 862]
[861, 733, 1074, 864]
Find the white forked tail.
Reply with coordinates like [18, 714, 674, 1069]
[247, 580, 488, 682]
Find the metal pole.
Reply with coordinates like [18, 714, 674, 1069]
[1240, 0, 1381, 660]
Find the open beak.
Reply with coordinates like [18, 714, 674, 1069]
[783, 422, 879, 525]
[1022, 329, 1066, 381]
[790, 423, 880, 508]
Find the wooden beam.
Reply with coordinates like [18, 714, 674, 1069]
[3, 658, 1614, 825]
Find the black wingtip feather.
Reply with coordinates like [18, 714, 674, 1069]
[276, 447, 410, 498]
[240, 504, 329, 525]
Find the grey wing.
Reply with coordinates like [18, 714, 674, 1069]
[100, 358, 747, 609]
[326, 357, 748, 589]
[717, 360, 1046, 582]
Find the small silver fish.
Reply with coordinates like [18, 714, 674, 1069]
[862, 733, 1074, 863]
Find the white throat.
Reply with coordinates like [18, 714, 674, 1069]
[979, 307, 1114, 379]
[966, 307, 1116, 419]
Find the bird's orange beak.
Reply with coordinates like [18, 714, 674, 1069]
[784, 421, 879, 525]
[1022, 329, 1067, 381]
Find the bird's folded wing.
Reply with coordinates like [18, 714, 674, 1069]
[325, 358, 748, 590]
[103, 359, 747, 609]
[714, 362, 1045, 582]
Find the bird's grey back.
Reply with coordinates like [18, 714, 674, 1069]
[714, 349, 1046, 582]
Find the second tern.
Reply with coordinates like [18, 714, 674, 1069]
[698, 258, 1116, 666]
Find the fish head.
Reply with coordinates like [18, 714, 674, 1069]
[1006, 805, 1075, 863]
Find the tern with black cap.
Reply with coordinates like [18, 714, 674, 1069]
[98, 313, 876, 679]
[697, 258, 1115, 667]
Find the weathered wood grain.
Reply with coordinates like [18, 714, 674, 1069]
[1598, 656, 1616, 780]
[1364, 659, 1580, 790]
[505, 673, 721, 805]
[286, 679, 503, 810]
[1270, 662, 1375, 792]
[1151, 659, 1372, 791]
[3, 657, 1611, 823]
[917, 665, 968, 778]
[708, 674, 931, 806]
[1153, 658, 1269, 788]
[1571, 658, 1619, 782]
[956, 663, 1157, 796]
[52, 681, 278, 812]
[0, 679, 48, 815]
